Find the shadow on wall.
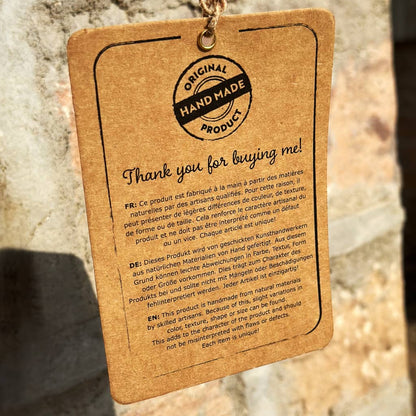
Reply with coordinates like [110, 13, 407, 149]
[392, 0, 416, 413]
[392, 0, 416, 320]
[0, 249, 115, 416]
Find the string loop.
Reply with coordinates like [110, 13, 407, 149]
[199, 0, 227, 35]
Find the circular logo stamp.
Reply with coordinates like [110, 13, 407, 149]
[173, 55, 252, 141]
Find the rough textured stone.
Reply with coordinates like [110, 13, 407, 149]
[118, 380, 234, 416]
[289, 231, 409, 415]
[0, 0, 412, 415]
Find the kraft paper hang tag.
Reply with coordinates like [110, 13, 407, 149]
[67, 8, 335, 404]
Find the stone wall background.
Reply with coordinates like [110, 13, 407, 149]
[0, 1, 412, 415]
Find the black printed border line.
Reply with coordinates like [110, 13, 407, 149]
[93, 36, 181, 351]
[236, 23, 322, 355]
[93, 23, 322, 377]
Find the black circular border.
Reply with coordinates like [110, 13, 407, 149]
[173, 55, 252, 141]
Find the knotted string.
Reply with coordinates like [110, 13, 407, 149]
[199, 0, 227, 35]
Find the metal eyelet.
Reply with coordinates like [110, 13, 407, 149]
[197, 29, 216, 51]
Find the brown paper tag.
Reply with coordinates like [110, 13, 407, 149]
[68, 8, 334, 404]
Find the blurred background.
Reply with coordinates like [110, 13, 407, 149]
[394, 2, 416, 415]
[0, 0, 415, 415]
